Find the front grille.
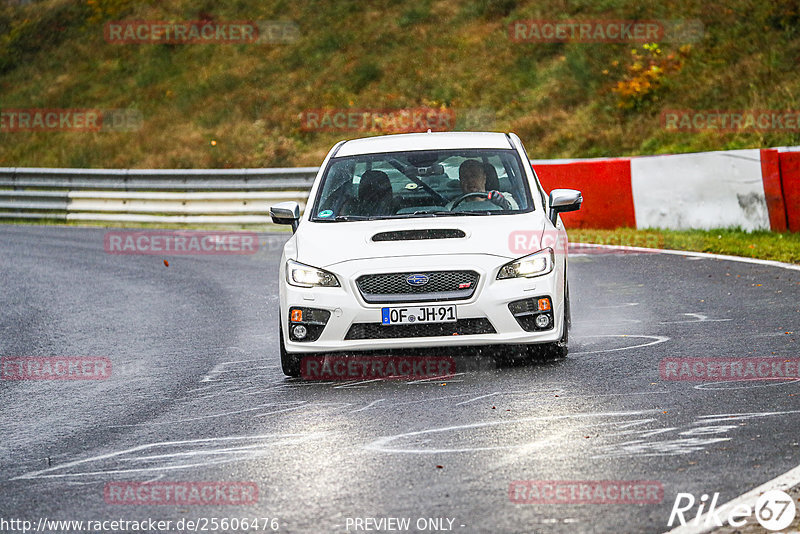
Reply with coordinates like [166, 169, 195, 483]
[356, 270, 479, 303]
[345, 318, 496, 340]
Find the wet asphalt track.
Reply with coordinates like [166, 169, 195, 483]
[1, 225, 799, 534]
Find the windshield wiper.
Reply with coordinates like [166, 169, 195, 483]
[326, 215, 373, 221]
[388, 210, 495, 219]
[390, 210, 449, 218]
[445, 210, 498, 215]
[411, 210, 448, 215]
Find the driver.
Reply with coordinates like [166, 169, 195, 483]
[448, 159, 518, 210]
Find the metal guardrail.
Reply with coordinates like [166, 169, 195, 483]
[0, 167, 320, 224]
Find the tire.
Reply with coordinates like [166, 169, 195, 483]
[279, 320, 301, 377]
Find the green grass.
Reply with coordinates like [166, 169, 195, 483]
[570, 228, 800, 264]
[2, 0, 800, 167]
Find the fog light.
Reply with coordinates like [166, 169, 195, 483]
[292, 324, 308, 339]
[535, 314, 551, 328]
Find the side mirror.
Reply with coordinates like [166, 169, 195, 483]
[270, 201, 301, 232]
[548, 189, 582, 226]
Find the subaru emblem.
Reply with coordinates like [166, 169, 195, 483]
[406, 274, 429, 286]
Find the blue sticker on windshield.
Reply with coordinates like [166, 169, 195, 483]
[318, 210, 333, 218]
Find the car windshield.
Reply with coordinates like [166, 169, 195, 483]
[310, 148, 533, 221]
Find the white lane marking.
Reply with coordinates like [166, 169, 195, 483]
[455, 392, 501, 406]
[694, 410, 800, 424]
[573, 243, 800, 272]
[505, 388, 566, 395]
[591, 437, 732, 459]
[659, 313, 732, 324]
[665, 463, 800, 534]
[570, 335, 670, 355]
[592, 302, 640, 309]
[604, 426, 676, 439]
[253, 403, 311, 418]
[199, 358, 263, 382]
[407, 372, 465, 384]
[587, 412, 800, 459]
[10, 433, 329, 480]
[379, 393, 477, 407]
[570, 391, 673, 398]
[332, 379, 386, 389]
[364, 410, 660, 454]
[349, 390, 569, 412]
[350, 399, 385, 413]
[192, 383, 281, 401]
[254, 402, 350, 418]
[586, 418, 657, 430]
[694, 378, 800, 390]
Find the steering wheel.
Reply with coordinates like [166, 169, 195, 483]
[450, 191, 511, 211]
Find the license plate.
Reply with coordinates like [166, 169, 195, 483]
[381, 305, 457, 325]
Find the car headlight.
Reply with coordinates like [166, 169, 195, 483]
[497, 248, 555, 279]
[286, 260, 340, 288]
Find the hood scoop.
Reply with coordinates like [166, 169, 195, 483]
[372, 229, 467, 242]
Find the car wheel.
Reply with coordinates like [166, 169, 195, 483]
[279, 319, 302, 378]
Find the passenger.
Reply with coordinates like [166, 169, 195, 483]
[354, 170, 396, 216]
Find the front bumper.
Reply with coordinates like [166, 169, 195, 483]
[279, 254, 565, 353]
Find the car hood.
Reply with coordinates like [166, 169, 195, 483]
[291, 214, 548, 268]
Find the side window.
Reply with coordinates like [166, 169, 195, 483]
[317, 161, 355, 213]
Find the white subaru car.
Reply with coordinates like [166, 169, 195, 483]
[271, 132, 582, 377]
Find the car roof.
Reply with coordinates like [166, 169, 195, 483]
[334, 131, 514, 157]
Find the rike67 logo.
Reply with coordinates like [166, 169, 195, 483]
[668, 490, 797, 531]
